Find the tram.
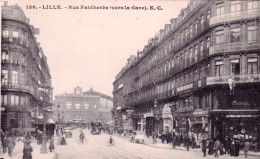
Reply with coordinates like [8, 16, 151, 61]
[91, 121, 102, 135]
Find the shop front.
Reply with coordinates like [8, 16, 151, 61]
[173, 109, 193, 135]
[192, 110, 209, 139]
[162, 104, 173, 133]
[210, 110, 260, 150]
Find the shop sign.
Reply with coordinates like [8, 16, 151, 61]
[144, 112, 154, 118]
[163, 114, 172, 119]
[226, 115, 259, 118]
[162, 104, 171, 114]
[177, 83, 193, 93]
[193, 110, 208, 116]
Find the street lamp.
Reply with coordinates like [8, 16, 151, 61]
[57, 104, 61, 136]
[40, 103, 47, 154]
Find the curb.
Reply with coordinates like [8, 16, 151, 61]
[114, 135, 260, 157]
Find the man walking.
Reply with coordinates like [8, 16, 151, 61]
[7, 135, 16, 157]
[201, 137, 207, 157]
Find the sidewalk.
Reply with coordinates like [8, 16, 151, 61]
[115, 134, 260, 157]
[0, 139, 58, 159]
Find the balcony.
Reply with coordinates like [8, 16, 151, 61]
[206, 74, 260, 85]
[2, 83, 40, 100]
[209, 41, 260, 56]
[210, 8, 260, 26]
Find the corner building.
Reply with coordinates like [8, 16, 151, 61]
[1, 3, 53, 134]
[112, 0, 260, 150]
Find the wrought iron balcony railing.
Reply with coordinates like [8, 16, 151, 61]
[206, 74, 260, 85]
[209, 41, 260, 56]
[210, 8, 260, 26]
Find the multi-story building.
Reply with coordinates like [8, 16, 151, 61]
[112, 0, 260, 150]
[1, 2, 53, 134]
[53, 86, 113, 125]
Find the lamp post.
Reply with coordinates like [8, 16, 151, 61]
[40, 103, 47, 154]
[57, 104, 61, 136]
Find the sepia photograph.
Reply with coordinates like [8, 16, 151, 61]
[1, 0, 260, 158]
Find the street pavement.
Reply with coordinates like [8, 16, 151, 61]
[1, 129, 259, 159]
[0, 138, 57, 159]
[55, 129, 260, 159]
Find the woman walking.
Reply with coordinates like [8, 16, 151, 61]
[23, 140, 33, 159]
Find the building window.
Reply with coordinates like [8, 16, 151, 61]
[190, 24, 193, 37]
[3, 30, 8, 38]
[84, 102, 89, 109]
[2, 51, 9, 61]
[1, 95, 8, 106]
[231, 1, 241, 13]
[201, 15, 204, 29]
[216, 3, 224, 15]
[247, 58, 258, 74]
[12, 31, 19, 39]
[66, 102, 72, 109]
[200, 41, 204, 55]
[215, 30, 224, 44]
[248, 26, 257, 41]
[207, 10, 211, 20]
[12, 71, 18, 85]
[195, 20, 198, 33]
[11, 95, 19, 106]
[20, 33, 26, 44]
[195, 45, 198, 62]
[207, 37, 211, 48]
[189, 48, 193, 63]
[215, 61, 224, 76]
[75, 103, 80, 109]
[231, 28, 241, 43]
[248, 0, 258, 10]
[2, 70, 8, 85]
[230, 59, 240, 74]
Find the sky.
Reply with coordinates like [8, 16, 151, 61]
[3, 0, 189, 97]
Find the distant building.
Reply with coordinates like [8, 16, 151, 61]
[53, 86, 113, 125]
[1, 2, 53, 134]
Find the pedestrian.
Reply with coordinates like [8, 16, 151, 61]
[201, 137, 207, 157]
[191, 134, 196, 149]
[23, 140, 33, 159]
[235, 140, 240, 157]
[185, 135, 191, 151]
[160, 133, 166, 144]
[60, 134, 66, 145]
[214, 138, 221, 158]
[244, 140, 250, 158]
[2, 135, 7, 153]
[172, 136, 176, 149]
[7, 135, 16, 157]
[208, 139, 214, 155]
[79, 131, 85, 143]
[230, 140, 235, 156]
[152, 131, 157, 144]
[49, 136, 55, 152]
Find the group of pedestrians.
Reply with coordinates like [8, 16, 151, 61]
[200, 137, 253, 158]
[1, 132, 16, 157]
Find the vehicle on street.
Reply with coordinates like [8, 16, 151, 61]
[131, 131, 145, 144]
[91, 121, 102, 135]
[64, 127, 72, 138]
